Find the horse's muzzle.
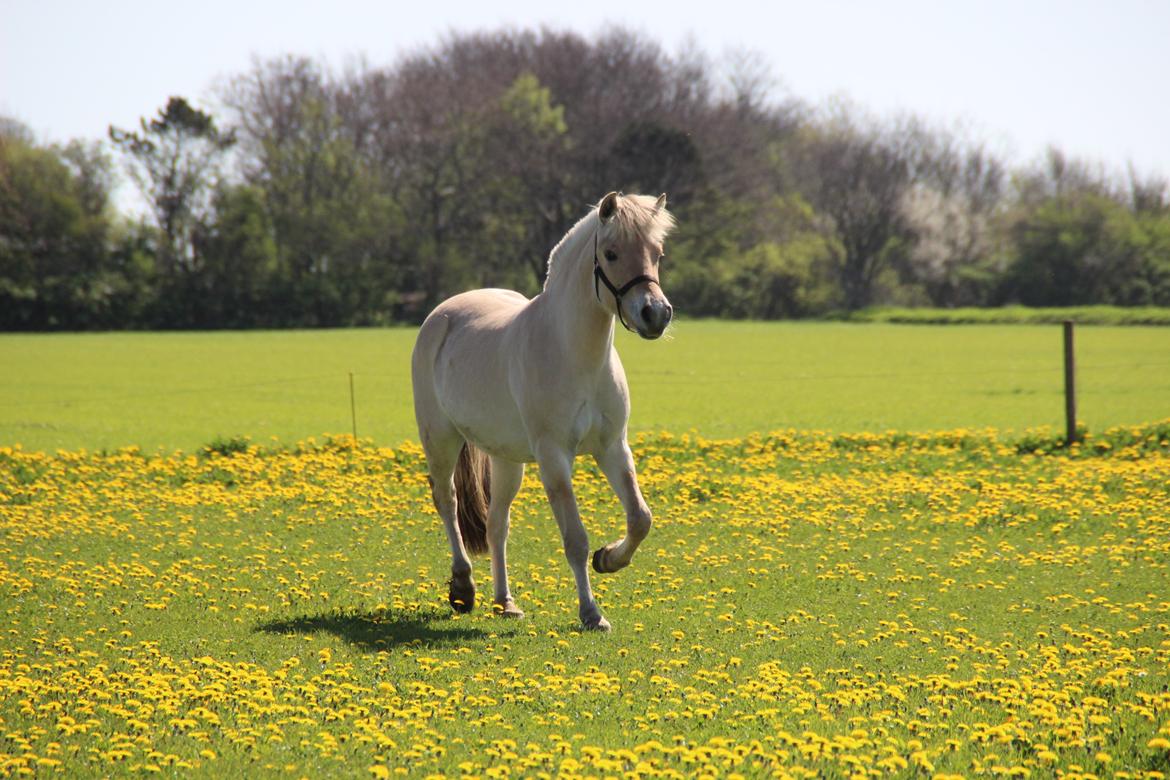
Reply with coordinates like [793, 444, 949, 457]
[637, 297, 673, 339]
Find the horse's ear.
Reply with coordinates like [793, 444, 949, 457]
[655, 193, 668, 212]
[598, 191, 619, 223]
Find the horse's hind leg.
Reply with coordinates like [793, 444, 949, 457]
[591, 439, 653, 574]
[414, 313, 477, 612]
[422, 427, 477, 612]
[487, 457, 525, 618]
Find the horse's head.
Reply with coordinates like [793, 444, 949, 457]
[594, 191, 675, 339]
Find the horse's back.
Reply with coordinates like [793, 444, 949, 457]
[433, 288, 528, 323]
[415, 288, 526, 357]
[423, 288, 528, 358]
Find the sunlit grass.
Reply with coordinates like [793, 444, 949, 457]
[2, 422, 1168, 777]
[2, 322, 1169, 452]
[851, 305, 1170, 326]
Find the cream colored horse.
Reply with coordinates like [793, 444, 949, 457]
[411, 192, 674, 631]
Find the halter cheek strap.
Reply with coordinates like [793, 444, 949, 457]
[593, 231, 659, 333]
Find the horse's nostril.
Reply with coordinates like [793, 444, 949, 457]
[641, 304, 653, 323]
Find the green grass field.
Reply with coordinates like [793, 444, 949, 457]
[2, 321, 1169, 453]
[3, 322, 1170, 777]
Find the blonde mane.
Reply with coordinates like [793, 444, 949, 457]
[609, 193, 676, 247]
[544, 194, 676, 290]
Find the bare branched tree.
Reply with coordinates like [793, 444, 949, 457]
[794, 104, 916, 309]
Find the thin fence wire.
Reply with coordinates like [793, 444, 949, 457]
[4, 372, 346, 408]
[615, 361, 1170, 385]
[7, 361, 1169, 405]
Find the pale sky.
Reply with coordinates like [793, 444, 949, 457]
[3, 0, 1168, 188]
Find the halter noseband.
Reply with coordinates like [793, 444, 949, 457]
[593, 230, 660, 333]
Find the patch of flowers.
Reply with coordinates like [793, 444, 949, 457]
[0, 424, 1168, 777]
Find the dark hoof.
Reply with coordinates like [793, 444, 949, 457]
[449, 574, 475, 613]
[592, 546, 626, 574]
[583, 615, 612, 632]
[580, 602, 611, 631]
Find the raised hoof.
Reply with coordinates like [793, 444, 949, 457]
[493, 601, 525, 619]
[592, 546, 624, 574]
[448, 574, 475, 614]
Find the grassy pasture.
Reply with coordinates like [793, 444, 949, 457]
[2, 322, 1170, 777]
[2, 321, 1169, 453]
[1, 426, 1168, 776]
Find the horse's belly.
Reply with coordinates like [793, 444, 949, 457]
[432, 324, 533, 463]
[459, 402, 606, 464]
[465, 428, 534, 463]
[442, 392, 532, 462]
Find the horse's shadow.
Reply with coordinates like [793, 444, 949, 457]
[256, 606, 513, 651]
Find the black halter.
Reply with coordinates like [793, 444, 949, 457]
[592, 231, 659, 333]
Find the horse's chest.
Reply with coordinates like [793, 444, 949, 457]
[569, 396, 618, 456]
[476, 390, 613, 464]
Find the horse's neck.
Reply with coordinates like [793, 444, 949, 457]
[540, 215, 615, 365]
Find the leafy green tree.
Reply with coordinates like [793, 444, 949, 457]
[1002, 193, 1170, 306]
[714, 239, 837, 318]
[222, 59, 407, 325]
[670, 194, 839, 318]
[258, 99, 400, 325]
[0, 125, 118, 329]
[475, 73, 574, 290]
[193, 185, 278, 327]
[109, 97, 234, 277]
[667, 189, 754, 315]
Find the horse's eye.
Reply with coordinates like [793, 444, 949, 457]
[604, 250, 618, 262]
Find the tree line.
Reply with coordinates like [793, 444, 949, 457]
[3, 27, 1169, 330]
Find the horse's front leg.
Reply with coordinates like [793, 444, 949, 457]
[534, 444, 610, 631]
[591, 439, 652, 574]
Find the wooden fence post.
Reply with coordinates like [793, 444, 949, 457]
[349, 372, 358, 446]
[1063, 321, 1078, 444]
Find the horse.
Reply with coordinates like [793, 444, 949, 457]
[410, 191, 675, 631]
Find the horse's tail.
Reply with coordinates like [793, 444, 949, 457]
[454, 442, 491, 555]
